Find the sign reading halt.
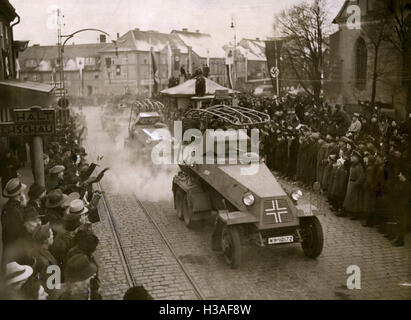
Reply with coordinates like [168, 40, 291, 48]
[14, 109, 55, 123]
[0, 107, 57, 189]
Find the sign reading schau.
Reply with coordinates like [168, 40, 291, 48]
[0, 122, 55, 136]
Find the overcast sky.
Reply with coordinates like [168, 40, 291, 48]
[10, 0, 345, 46]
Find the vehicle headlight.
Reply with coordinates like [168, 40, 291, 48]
[242, 192, 255, 206]
[291, 190, 303, 201]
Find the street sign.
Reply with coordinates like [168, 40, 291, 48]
[0, 108, 56, 137]
[0, 122, 55, 136]
[14, 109, 55, 123]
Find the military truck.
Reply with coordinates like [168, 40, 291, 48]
[124, 100, 168, 161]
[172, 105, 324, 268]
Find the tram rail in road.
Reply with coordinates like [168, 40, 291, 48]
[95, 181, 206, 300]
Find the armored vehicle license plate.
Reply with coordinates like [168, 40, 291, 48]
[268, 235, 294, 244]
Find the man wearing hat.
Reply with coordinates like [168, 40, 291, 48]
[3, 262, 33, 298]
[50, 253, 98, 300]
[45, 165, 65, 192]
[1, 178, 27, 251]
[44, 189, 70, 234]
[67, 199, 89, 225]
[50, 213, 81, 269]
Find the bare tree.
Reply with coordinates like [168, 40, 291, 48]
[383, 0, 411, 113]
[275, 0, 331, 103]
[360, 6, 392, 107]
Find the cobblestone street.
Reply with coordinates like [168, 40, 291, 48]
[95, 174, 411, 300]
[85, 107, 411, 300]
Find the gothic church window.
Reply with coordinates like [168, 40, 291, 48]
[355, 37, 367, 90]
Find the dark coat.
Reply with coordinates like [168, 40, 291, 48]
[50, 231, 75, 268]
[362, 164, 378, 214]
[343, 162, 365, 213]
[322, 162, 333, 192]
[329, 165, 348, 200]
[33, 246, 58, 283]
[1, 199, 25, 248]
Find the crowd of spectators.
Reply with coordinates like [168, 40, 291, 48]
[0, 111, 108, 299]
[239, 93, 411, 247]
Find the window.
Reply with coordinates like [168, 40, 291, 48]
[25, 59, 37, 68]
[94, 73, 99, 79]
[85, 57, 96, 65]
[116, 65, 121, 76]
[32, 74, 39, 81]
[355, 37, 367, 90]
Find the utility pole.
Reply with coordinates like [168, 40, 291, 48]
[57, 9, 63, 91]
[231, 17, 237, 91]
[149, 32, 152, 98]
[274, 39, 279, 97]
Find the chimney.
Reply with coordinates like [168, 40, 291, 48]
[100, 34, 106, 43]
[256, 37, 260, 41]
[195, 30, 200, 33]
[182, 28, 188, 32]
[117, 33, 120, 39]
[33, 44, 40, 47]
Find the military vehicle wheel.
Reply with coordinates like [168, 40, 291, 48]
[300, 216, 324, 258]
[221, 225, 242, 269]
[182, 194, 197, 228]
[174, 188, 184, 220]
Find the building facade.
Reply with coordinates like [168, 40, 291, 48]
[171, 29, 226, 85]
[0, 0, 18, 81]
[223, 38, 270, 91]
[326, 0, 410, 117]
[98, 29, 189, 96]
[19, 42, 107, 98]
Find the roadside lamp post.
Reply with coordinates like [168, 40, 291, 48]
[57, 27, 113, 107]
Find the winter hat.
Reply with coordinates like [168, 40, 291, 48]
[45, 189, 69, 208]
